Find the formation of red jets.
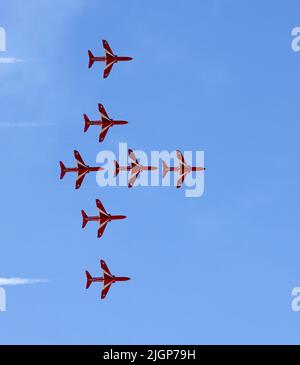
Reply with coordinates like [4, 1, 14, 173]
[59, 40, 205, 299]
[60, 148, 204, 190]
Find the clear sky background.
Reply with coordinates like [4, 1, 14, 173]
[0, 0, 300, 344]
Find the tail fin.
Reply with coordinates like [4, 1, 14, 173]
[59, 161, 66, 180]
[88, 50, 95, 68]
[85, 271, 93, 289]
[162, 160, 169, 178]
[83, 114, 91, 132]
[81, 210, 88, 228]
[114, 160, 119, 177]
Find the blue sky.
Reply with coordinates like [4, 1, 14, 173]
[0, 0, 300, 344]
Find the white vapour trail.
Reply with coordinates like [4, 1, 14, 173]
[0, 57, 24, 64]
[0, 278, 48, 286]
[0, 122, 55, 128]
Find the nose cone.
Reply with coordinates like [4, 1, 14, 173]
[117, 276, 130, 282]
[194, 167, 205, 171]
[113, 215, 127, 220]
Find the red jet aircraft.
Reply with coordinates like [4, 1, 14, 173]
[114, 149, 158, 188]
[88, 40, 133, 78]
[59, 150, 104, 189]
[162, 150, 206, 188]
[86, 259, 130, 300]
[84, 103, 128, 142]
[81, 199, 126, 238]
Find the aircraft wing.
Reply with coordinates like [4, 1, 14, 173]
[128, 149, 138, 164]
[102, 40, 114, 57]
[99, 124, 111, 142]
[75, 170, 88, 189]
[176, 171, 189, 189]
[102, 40, 116, 78]
[96, 199, 108, 217]
[128, 170, 141, 188]
[176, 150, 188, 167]
[98, 104, 110, 121]
[97, 219, 108, 238]
[100, 259, 113, 278]
[101, 280, 113, 299]
[74, 150, 87, 169]
[103, 60, 115, 79]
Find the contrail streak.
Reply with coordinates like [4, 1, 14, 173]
[0, 122, 55, 128]
[0, 278, 48, 286]
[0, 57, 24, 64]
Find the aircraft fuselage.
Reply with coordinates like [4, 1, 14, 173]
[90, 276, 130, 283]
[119, 164, 157, 172]
[86, 215, 127, 222]
[169, 166, 205, 173]
[64, 166, 103, 173]
[93, 56, 132, 62]
[86, 120, 128, 126]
